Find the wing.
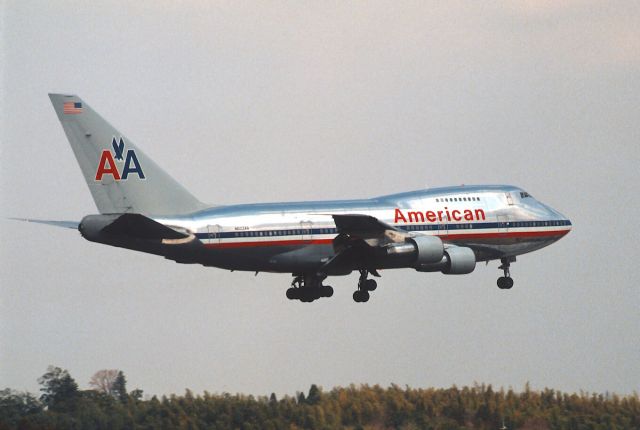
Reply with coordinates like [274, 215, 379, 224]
[321, 214, 407, 274]
[331, 214, 397, 237]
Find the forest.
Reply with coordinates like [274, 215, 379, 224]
[1, 366, 638, 430]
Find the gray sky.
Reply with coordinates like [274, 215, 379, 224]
[1, 1, 639, 397]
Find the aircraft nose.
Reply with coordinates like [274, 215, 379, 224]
[565, 218, 573, 233]
[538, 201, 572, 234]
[552, 208, 572, 234]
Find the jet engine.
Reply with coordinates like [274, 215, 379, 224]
[409, 235, 445, 264]
[385, 235, 444, 265]
[411, 243, 476, 274]
[441, 246, 476, 274]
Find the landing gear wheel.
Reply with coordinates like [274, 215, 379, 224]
[364, 279, 377, 291]
[300, 289, 317, 302]
[287, 274, 333, 302]
[353, 290, 370, 303]
[353, 269, 377, 302]
[497, 276, 514, 289]
[497, 257, 515, 290]
[322, 286, 334, 297]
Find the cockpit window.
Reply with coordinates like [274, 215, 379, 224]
[520, 192, 532, 198]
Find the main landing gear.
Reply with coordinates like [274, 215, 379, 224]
[286, 274, 333, 303]
[497, 257, 515, 289]
[353, 269, 379, 303]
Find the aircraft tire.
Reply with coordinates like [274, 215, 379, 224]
[322, 286, 334, 297]
[353, 290, 370, 303]
[286, 288, 299, 300]
[497, 277, 514, 289]
[504, 277, 514, 289]
[364, 279, 377, 291]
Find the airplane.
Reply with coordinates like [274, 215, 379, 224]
[16, 94, 572, 303]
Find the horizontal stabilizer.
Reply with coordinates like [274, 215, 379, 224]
[9, 218, 79, 229]
[97, 213, 188, 240]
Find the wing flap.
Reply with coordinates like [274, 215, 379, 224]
[331, 214, 398, 237]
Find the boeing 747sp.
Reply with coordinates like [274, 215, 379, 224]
[19, 94, 572, 303]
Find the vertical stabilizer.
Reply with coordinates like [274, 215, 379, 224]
[49, 94, 206, 216]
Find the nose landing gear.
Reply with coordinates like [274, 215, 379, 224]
[497, 257, 515, 289]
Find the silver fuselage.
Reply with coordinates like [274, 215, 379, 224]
[152, 185, 571, 275]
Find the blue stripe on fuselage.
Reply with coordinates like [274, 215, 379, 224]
[194, 219, 572, 240]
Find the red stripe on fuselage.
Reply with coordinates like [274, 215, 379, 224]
[204, 239, 334, 249]
[443, 229, 570, 241]
[202, 229, 569, 249]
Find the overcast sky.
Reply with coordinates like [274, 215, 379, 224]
[1, 1, 639, 398]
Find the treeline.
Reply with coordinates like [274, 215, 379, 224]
[1, 367, 638, 430]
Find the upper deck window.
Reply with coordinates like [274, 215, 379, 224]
[520, 192, 532, 198]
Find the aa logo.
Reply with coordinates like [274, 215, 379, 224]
[95, 137, 145, 181]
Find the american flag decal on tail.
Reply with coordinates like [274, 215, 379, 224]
[63, 101, 83, 114]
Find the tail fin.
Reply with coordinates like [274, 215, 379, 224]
[48, 93, 206, 216]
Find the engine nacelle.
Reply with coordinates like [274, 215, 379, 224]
[409, 235, 444, 265]
[442, 246, 476, 274]
[385, 235, 444, 268]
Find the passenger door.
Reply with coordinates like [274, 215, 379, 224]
[207, 224, 221, 245]
[497, 215, 509, 234]
[506, 192, 514, 206]
[300, 221, 313, 242]
[438, 217, 448, 237]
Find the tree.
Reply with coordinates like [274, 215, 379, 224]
[37, 366, 78, 411]
[307, 384, 322, 405]
[112, 371, 127, 403]
[130, 388, 144, 401]
[0, 389, 43, 426]
[89, 369, 121, 397]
